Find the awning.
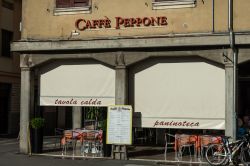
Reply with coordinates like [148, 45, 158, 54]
[130, 58, 225, 130]
[39, 60, 115, 107]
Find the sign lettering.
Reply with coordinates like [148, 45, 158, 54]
[76, 16, 168, 31]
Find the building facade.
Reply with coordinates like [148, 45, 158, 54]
[12, 0, 250, 155]
[0, 0, 21, 136]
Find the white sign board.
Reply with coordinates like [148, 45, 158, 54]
[107, 105, 132, 145]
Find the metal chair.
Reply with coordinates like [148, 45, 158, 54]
[81, 130, 103, 157]
[199, 135, 221, 158]
[54, 128, 64, 149]
[61, 130, 77, 157]
[164, 133, 176, 160]
[176, 134, 198, 159]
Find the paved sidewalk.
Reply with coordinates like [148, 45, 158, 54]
[0, 138, 209, 166]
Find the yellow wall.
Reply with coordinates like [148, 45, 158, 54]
[234, 0, 250, 31]
[21, 0, 250, 40]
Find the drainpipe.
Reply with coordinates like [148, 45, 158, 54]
[229, 0, 237, 140]
[212, 0, 214, 32]
[229, 0, 234, 49]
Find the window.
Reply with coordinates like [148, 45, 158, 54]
[56, 0, 89, 8]
[1, 29, 13, 58]
[2, 0, 14, 10]
[0, 83, 11, 134]
[152, 0, 196, 10]
[54, 0, 91, 15]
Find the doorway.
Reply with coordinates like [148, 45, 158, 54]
[238, 61, 250, 127]
[0, 83, 11, 134]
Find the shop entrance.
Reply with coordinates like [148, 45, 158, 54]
[238, 61, 250, 130]
[41, 106, 111, 157]
[0, 83, 11, 134]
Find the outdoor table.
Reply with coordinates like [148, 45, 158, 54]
[61, 129, 103, 157]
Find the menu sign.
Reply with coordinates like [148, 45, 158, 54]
[106, 105, 132, 145]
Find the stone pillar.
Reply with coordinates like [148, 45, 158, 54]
[19, 67, 34, 154]
[115, 65, 127, 105]
[113, 53, 128, 160]
[72, 107, 82, 129]
[115, 52, 127, 105]
[225, 60, 236, 140]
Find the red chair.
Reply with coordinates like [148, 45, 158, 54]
[198, 135, 222, 158]
[61, 130, 77, 157]
[175, 134, 198, 159]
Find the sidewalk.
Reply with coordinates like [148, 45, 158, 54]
[0, 137, 210, 166]
[42, 137, 209, 165]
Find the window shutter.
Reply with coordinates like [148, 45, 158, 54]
[153, 0, 196, 9]
[56, 0, 89, 8]
[56, 0, 72, 8]
[73, 0, 89, 7]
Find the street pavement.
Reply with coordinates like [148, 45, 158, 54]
[0, 138, 207, 166]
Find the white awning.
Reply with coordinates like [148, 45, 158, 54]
[39, 60, 115, 107]
[130, 58, 225, 130]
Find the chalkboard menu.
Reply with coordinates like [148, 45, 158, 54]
[106, 105, 132, 145]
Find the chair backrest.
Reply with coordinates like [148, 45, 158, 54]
[72, 129, 83, 138]
[165, 133, 175, 144]
[97, 130, 103, 142]
[199, 135, 212, 146]
[189, 135, 197, 143]
[177, 134, 191, 145]
[199, 135, 222, 146]
[64, 130, 73, 139]
[55, 128, 64, 136]
[176, 134, 198, 148]
[84, 131, 97, 141]
[211, 136, 222, 144]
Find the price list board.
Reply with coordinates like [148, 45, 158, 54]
[106, 105, 132, 145]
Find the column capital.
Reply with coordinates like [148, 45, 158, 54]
[115, 51, 126, 67]
[21, 67, 31, 71]
[115, 65, 126, 69]
[20, 54, 33, 68]
[225, 62, 234, 68]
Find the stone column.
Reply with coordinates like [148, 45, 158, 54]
[225, 60, 236, 140]
[19, 67, 34, 154]
[115, 65, 127, 105]
[115, 52, 127, 105]
[113, 53, 128, 160]
[72, 107, 82, 129]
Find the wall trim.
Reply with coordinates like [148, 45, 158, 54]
[11, 33, 250, 53]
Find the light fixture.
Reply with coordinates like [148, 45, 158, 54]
[71, 30, 80, 36]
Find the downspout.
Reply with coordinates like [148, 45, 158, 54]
[212, 0, 214, 32]
[229, 0, 234, 49]
[229, 0, 237, 140]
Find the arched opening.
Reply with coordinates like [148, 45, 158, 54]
[238, 61, 250, 135]
[128, 56, 225, 160]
